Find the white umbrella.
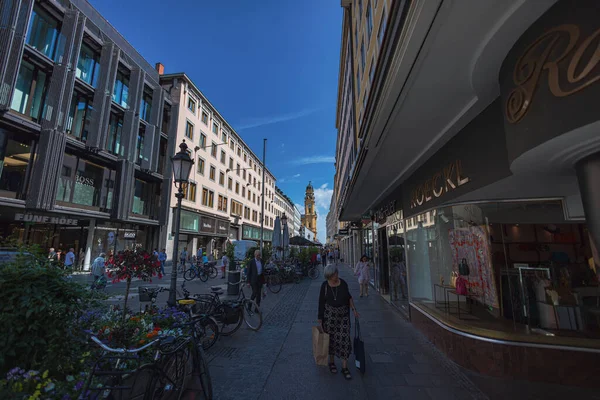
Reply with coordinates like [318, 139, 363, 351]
[282, 223, 290, 260]
[272, 216, 282, 259]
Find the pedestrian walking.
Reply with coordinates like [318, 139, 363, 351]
[221, 253, 229, 279]
[246, 249, 265, 307]
[47, 247, 56, 261]
[158, 249, 167, 275]
[318, 264, 359, 380]
[316, 252, 322, 266]
[64, 248, 75, 271]
[91, 253, 106, 289]
[354, 255, 370, 297]
[180, 247, 188, 269]
[196, 247, 203, 261]
[78, 248, 86, 271]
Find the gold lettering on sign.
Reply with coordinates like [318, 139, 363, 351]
[506, 24, 600, 124]
[410, 160, 470, 209]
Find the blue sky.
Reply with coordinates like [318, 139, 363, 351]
[89, 0, 341, 242]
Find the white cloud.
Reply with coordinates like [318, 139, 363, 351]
[291, 155, 335, 165]
[293, 173, 301, 178]
[314, 183, 333, 243]
[236, 108, 322, 131]
[295, 203, 304, 213]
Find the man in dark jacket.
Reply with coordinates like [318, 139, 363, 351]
[246, 249, 264, 307]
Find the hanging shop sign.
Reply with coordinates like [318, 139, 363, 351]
[409, 160, 470, 209]
[200, 216, 216, 234]
[338, 228, 349, 235]
[14, 213, 78, 226]
[373, 200, 397, 223]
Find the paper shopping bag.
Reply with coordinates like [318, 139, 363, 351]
[354, 318, 366, 374]
[312, 326, 330, 366]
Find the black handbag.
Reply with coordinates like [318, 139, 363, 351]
[353, 318, 366, 374]
[459, 258, 470, 276]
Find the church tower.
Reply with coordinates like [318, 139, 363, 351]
[301, 181, 317, 238]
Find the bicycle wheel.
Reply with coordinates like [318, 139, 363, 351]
[208, 266, 218, 279]
[199, 270, 209, 282]
[192, 343, 213, 400]
[243, 299, 262, 331]
[183, 268, 196, 281]
[267, 275, 282, 294]
[294, 274, 301, 284]
[146, 345, 188, 400]
[195, 316, 219, 350]
[308, 267, 320, 280]
[214, 304, 243, 336]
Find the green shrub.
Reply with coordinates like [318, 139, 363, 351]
[0, 257, 100, 375]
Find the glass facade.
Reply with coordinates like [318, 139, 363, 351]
[11, 61, 47, 121]
[26, 5, 60, 60]
[0, 130, 34, 199]
[76, 43, 101, 87]
[403, 200, 600, 345]
[67, 93, 93, 141]
[140, 90, 152, 122]
[107, 113, 124, 156]
[112, 69, 129, 108]
[56, 154, 115, 211]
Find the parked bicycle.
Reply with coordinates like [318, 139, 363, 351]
[263, 264, 282, 293]
[184, 262, 218, 282]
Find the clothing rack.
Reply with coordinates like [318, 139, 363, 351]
[517, 266, 551, 329]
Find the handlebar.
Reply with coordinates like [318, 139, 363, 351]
[89, 335, 160, 353]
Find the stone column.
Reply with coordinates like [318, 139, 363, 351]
[575, 153, 600, 257]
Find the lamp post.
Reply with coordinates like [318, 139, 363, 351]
[281, 213, 288, 260]
[168, 140, 194, 307]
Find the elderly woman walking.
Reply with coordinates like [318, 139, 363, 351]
[354, 255, 370, 297]
[318, 264, 359, 380]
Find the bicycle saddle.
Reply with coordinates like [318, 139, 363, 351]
[210, 286, 224, 294]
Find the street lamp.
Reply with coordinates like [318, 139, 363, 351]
[168, 140, 194, 307]
[281, 213, 288, 260]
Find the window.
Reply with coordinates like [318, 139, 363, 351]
[218, 195, 228, 212]
[236, 163, 240, 176]
[197, 157, 205, 174]
[56, 154, 116, 211]
[219, 171, 225, 186]
[201, 188, 214, 207]
[201, 111, 208, 124]
[235, 181, 240, 194]
[212, 122, 219, 135]
[253, 177, 257, 187]
[244, 153, 247, 163]
[211, 142, 217, 158]
[199, 133, 206, 149]
[0, 133, 34, 199]
[221, 132, 227, 143]
[253, 193, 256, 204]
[252, 210, 258, 222]
[76, 43, 101, 87]
[106, 113, 124, 156]
[132, 179, 155, 216]
[231, 200, 243, 216]
[369, 58, 375, 84]
[243, 170, 246, 179]
[366, 1, 373, 38]
[185, 121, 194, 139]
[229, 157, 234, 170]
[228, 177, 233, 190]
[188, 97, 196, 113]
[244, 206, 250, 219]
[135, 125, 146, 165]
[248, 190, 251, 201]
[242, 186, 245, 197]
[140, 89, 152, 122]
[378, 7, 387, 47]
[229, 139, 235, 151]
[26, 5, 60, 60]
[209, 165, 215, 181]
[220, 150, 226, 165]
[237, 146, 241, 157]
[112, 69, 130, 108]
[183, 182, 197, 202]
[161, 103, 171, 134]
[10, 61, 47, 122]
[360, 40, 366, 72]
[67, 93, 93, 141]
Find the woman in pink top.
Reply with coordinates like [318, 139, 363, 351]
[354, 255, 370, 297]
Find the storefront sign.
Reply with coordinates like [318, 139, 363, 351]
[122, 231, 136, 239]
[505, 24, 600, 124]
[75, 174, 95, 187]
[200, 216, 216, 234]
[14, 213, 78, 226]
[338, 228, 349, 235]
[373, 200, 396, 223]
[216, 220, 229, 237]
[409, 160, 470, 209]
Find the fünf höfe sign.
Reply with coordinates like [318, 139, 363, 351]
[409, 160, 470, 209]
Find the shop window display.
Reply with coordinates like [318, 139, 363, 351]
[406, 200, 600, 346]
[57, 154, 115, 211]
[0, 131, 33, 199]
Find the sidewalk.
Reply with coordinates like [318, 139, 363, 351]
[257, 263, 486, 400]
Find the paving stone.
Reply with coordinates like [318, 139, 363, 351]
[370, 353, 394, 363]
